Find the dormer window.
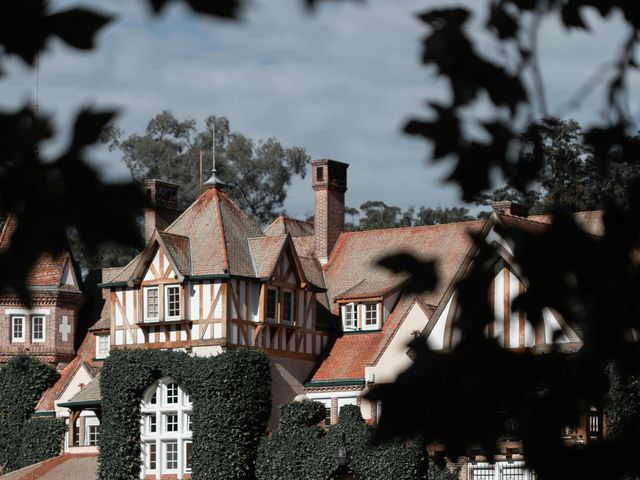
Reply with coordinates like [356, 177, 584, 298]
[343, 303, 357, 330]
[165, 285, 181, 320]
[341, 303, 381, 332]
[144, 287, 159, 322]
[363, 303, 379, 330]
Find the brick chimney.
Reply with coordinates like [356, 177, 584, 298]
[312, 159, 349, 263]
[143, 179, 180, 243]
[491, 200, 529, 217]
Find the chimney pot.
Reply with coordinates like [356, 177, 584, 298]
[491, 200, 529, 217]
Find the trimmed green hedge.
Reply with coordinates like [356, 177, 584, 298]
[256, 401, 426, 480]
[0, 355, 60, 473]
[255, 400, 332, 480]
[99, 348, 271, 480]
[16, 417, 66, 469]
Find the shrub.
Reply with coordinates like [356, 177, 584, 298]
[0, 355, 59, 472]
[15, 417, 66, 469]
[256, 401, 426, 480]
[99, 348, 271, 480]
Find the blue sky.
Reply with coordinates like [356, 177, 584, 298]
[2, 1, 638, 219]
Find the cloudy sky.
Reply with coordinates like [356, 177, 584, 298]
[2, 1, 638, 219]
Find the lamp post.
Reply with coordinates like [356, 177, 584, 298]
[334, 432, 349, 478]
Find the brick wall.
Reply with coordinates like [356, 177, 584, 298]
[312, 159, 348, 261]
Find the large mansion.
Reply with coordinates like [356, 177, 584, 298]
[0, 160, 604, 479]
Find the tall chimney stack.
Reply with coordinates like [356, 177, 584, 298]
[143, 179, 180, 243]
[312, 159, 349, 263]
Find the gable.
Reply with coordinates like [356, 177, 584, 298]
[272, 247, 302, 286]
[143, 247, 176, 282]
[423, 258, 580, 351]
[60, 257, 79, 288]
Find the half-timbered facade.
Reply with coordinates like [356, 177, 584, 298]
[7, 156, 608, 479]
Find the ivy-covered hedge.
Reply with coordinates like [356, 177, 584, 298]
[99, 348, 271, 480]
[0, 355, 60, 473]
[256, 401, 426, 480]
[15, 417, 66, 469]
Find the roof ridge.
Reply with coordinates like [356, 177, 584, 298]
[340, 219, 487, 237]
[212, 189, 230, 272]
[158, 231, 190, 240]
[499, 213, 551, 226]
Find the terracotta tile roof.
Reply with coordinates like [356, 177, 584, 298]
[167, 187, 263, 277]
[264, 216, 314, 237]
[248, 235, 288, 278]
[65, 373, 101, 404]
[89, 301, 110, 331]
[499, 214, 552, 235]
[334, 278, 405, 301]
[109, 258, 137, 284]
[526, 210, 604, 236]
[310, 294, 421, 382]
[107, 187, 265, 283]
[324, 221, 485, 313]
[0, 215, 76, 288]
[158, 232, 190, 276]
[298, 256, 325, 290]
[572, 210, 604, 236]
[292, 236, 315, 257]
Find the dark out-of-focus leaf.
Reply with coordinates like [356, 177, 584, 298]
[561, 2, 590, 30]
[0, 0, 111, 65]
[487, 4, 519, 40]
[148, 0, 243, 18]
[45, 8, 112, 51]
[377, 252, 437, 294]
[404, 103, 462, 160]
[417, 7, 527, 111]
[0, 106, 147, 304]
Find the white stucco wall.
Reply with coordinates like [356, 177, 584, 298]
[366, 301, 430, 385]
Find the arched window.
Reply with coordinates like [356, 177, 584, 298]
[140, 379, 192, 478]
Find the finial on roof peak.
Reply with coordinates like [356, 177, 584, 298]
[203, 170, 227, 190]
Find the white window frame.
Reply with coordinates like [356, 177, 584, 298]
[342, 303, 358, 331]
[184, 441, 193, 473]
[317, 398, 332, 425]
[95, 334, 110, 359]
[145, 442, 157, 472]
[31, 315, 45, 342]
[165, 284, 181, 320]
[86, 423, 100, 446]
[146, 414, 157, 434]
[11, 315, 24, 342]
[140, 379, 192, 478]
[164, 413, 179, 433]
[163, 440, 179, 472]
[144, 286, 160, 322]
[362, 303, 380, 330]
[266, 287, 278, 321]
[282, 290, 294, 324]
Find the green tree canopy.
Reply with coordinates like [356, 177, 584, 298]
[477, 118, 640, 214]
[106, 111, 310, 224]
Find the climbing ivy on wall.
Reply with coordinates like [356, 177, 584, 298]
[15, 417, 67, 469]
[0, 355, 61, 473]
[255, 401, 426, 480]
[98, 348, 271, 480]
